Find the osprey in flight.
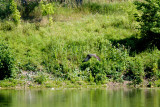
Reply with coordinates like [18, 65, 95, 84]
[83, 54, 100, 62]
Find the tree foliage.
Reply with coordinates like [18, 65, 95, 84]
[40, 1, 54, 25]
[134, 0, 160, 47]
[0, 0, 10, 19]
[9, 0, 21, 25]
[0, 42, 15, 80]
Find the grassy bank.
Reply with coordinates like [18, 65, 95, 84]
[0, 1, 160, 88]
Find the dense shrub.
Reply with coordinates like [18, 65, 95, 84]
[19, 1, 39, 19]
[142, 49, 160, 79]
[95, 73, 107, 84]
[42, 42, 70, 78]
[134, 0, 160, 48]
[124, 57, 144, 84]
[80, 43, 129, 83]
[41, 37, 160, 84]
[0, 21, 15, 31]
[34, 72, 47, 84]
[0, 0, 11, 19]
[0, 0, 21, 24]
[0, 42, 15, 80]
[9, 0, 21, 24]
[80, 61, 106, 83]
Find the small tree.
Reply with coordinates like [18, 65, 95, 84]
[134, 0, 160, 48]
[40, 1, 54, 25]
[9, 0, 21, 25]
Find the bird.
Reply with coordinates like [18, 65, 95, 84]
[82, 54, 100, 62]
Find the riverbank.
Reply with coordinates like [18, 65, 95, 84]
[0, 1, 160, 88]
[0, 73, 157, 89]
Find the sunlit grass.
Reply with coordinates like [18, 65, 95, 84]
[0, 2, 137, 72]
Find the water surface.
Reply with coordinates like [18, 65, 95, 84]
[0, 88, 160, 107]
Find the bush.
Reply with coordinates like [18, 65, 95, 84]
[0, 42, 15, 80]
[34, 72, 47, 84]
[95, 73, 107, 84]
[19, 1, 39, 19]
[88, 73, 95, 82]
[0, 0, 11, 19]
[155, 79, 160, 87]
[9, 0, 21, 25]
[0, 0, 20, 24]
[0, 21, 15, 31]
[134, 0, 160, 48]
[142, 49, 160, 79]
[42, 53, 70, 78]
[125, 57, 144, 84]
[80, 61, 107, 84]
[80, 43, 129, 83]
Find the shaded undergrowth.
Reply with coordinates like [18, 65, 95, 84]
[110, 35, 160, 56]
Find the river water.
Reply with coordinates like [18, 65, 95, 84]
[0, 88, 160, 107]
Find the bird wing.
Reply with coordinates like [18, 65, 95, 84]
[89, 54, 100, 61]
[83, 55, 91, 62]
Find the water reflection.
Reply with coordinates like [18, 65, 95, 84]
[0, 88, 160, 107]
[0, 90, 12, 107]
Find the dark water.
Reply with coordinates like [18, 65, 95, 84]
[0, 88, 160, 107]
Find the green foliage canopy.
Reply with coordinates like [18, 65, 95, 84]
[0, 42, 15, 80]
[134, 0, 160, 38]
[40, 1, 54, 16]
[9, 0, 21, 25]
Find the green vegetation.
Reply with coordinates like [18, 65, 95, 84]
[134, 0, 160, 49]
[40, 1, 54, 25]
[0, 0, 159, 88]
[0, 42, 15, 80]
[9, 0, 21, 25]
